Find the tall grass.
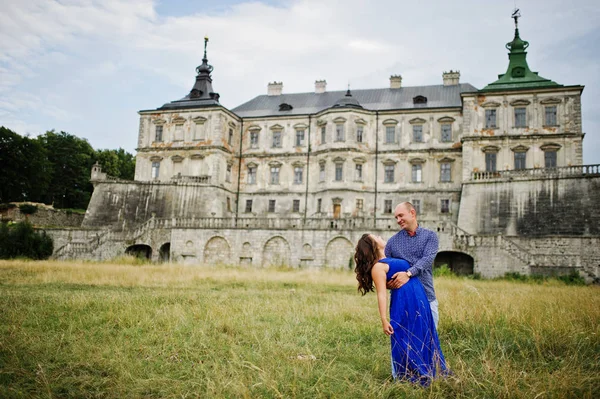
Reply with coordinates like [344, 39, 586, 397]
[0, 260, 598, 398]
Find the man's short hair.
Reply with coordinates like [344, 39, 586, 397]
[396, 201, 416, 215]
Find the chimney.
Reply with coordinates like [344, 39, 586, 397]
[315, 80, 327, 94]
[390, 75, 402, 89]
[442, 70, 460, 86]
[267, 81, 283, 96]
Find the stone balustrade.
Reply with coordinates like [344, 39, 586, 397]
[170, 175, 212, 184]
[471, 164, 600, 181]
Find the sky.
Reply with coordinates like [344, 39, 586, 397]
[1, 0, 599, 164]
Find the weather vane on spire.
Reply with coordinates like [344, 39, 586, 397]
[203, 36, 209, 60]
[511, 8, 521, 28]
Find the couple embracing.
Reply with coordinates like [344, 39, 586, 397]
[354, 202, 448, 385]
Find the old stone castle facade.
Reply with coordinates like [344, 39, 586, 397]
[48, 16, 600, 281]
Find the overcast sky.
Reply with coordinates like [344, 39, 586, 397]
[1, 0, 599, 164]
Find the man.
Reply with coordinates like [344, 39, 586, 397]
[386, 202, 440, 328]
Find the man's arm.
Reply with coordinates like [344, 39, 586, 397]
[407, 231, 439, 276]
[384, 238, 392, 258]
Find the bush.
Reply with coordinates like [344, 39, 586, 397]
[501, 271, 585, 285]
[433, 263, 455, 277]
[0, 221, 53, 260]
[0, 203, 17, 211]
[18, 204, 38, 215]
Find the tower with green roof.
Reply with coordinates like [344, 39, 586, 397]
[481, 9, 562, 92]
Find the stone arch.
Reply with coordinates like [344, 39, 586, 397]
[204, 236, 231, 265]
[434, 251, 474, 275]
[262, 236, 291, 267]
[125, 244, 152, 260]
[325, 236, 354, 269]
[159, 242, 171, 263]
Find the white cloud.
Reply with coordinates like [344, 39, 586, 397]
[0, 0, 599, 163]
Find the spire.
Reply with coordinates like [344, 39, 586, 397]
[196, 36, 214, 76]
[187, 36, 220, 102]
[481, 10, 561, 92]
[332, 85, 362, 109]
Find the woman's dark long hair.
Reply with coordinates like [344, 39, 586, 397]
[354, 233, 379, 296]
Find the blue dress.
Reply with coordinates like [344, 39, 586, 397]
[380, 258, 448, 384]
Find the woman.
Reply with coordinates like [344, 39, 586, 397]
[354, 233, 447, 384]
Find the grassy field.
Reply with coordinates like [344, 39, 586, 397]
[0, 260, 599, 398]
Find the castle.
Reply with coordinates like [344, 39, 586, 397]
[49, 14, 600, 281]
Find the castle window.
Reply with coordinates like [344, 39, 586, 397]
[441, 124, 452, 142]
[413, 125, 423, 143]
[335, 124, 345, 142]
[226, 164, 232, 182]
[293, 199, 300, 213]
[514, 107, 527, 127]
[193, 123, 205, 141]
[514, 151, 526, 170]
[151, 161, 160, 179]
[270, 166, 280, 184]
[412, 199, 421, 215]
[440, 163, 451, 182]
[319, 163, 325, 182]
[384, 199, 393, 214]
[250, 131, 259, 148]
[155, 125, 163, 142]
[356, 198, 363, 211]
[545, 150, 557, 168]
[384, 164, 395, 183]
[317, 198, 322, 213]
[245, 199, 253, 213]
[355, 163, 363, 181]
[227, 197, 231, 212]
[485, 153, 497, 172]
[295, 130, 305, 147]
[228, 128, 233, 145]
[545, 106, 557, 126]
[272, 131, 282, 148]
[174, 124, 184, 141]
[440, 199, 450, 213]
[485, 109, 497, 128]
[385, 126, 395, 144]
[321, 125, 326, 144]
[294, 166, 303, 184]
[247, 166, 256, 184]
[412, 164, 422, 183]
[356, 126, 363, 143]
[335, 162, 343, 181]
[268, 200, 276, 213]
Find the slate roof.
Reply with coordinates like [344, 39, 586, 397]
[232, 83, 478, 118]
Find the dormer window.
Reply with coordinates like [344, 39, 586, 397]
[279, 103, 293, 111]
[413, 95, 428, 105]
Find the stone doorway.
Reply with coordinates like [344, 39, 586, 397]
[333, 204, 341, 219]
[159, 243, 171, 263]
[125, 244, 152, 260]
[434, 251, 474, 275]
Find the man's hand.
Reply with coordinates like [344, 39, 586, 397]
[386, 271, 410, 289]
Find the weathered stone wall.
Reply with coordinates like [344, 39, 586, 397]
[1, 204, 85, 227]
[457, 175, 600, 236]
[82, 181, 235, 229]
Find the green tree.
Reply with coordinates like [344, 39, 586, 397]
[0, 221, 53, 260]
[95, 148, 136, 180]
[0, 126, 51, 203]
[36, 130, 96, 209]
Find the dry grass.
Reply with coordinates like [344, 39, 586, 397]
[0, 260, 599, 398]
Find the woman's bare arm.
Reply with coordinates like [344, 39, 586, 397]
[372, 262, 394, 336]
